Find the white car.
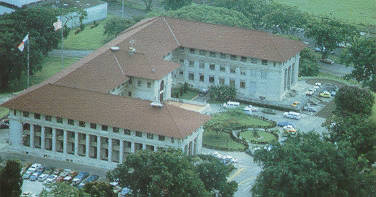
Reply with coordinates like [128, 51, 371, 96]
[38, 173, 49, 182]
[283, 111, 301, 120]
[314, 82, 321, 86]
[305, 90, 314, 96]
[243, 105, 258, 112]
[45, 174, 58, 184]
[223, 101, 240, 108]
[28, 163, 42, 172]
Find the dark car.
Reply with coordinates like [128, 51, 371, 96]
[77, 175, 99, 189]
[0, 119, 9, 129]
[72, 172, 89, 186]
[277, 121, 296, 128]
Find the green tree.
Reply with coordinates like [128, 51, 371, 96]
[208, 85, 236, 102]
[0, 160, 22, 197]
[334, 86, 374, 116]
[103, 16, 135, 40]
[163, 4, 251, 29]
[107, 149, 209, 196]
[252, 132, 376, 197]
[326, 114, 376, 161]
[142, 0, 153, 11]
[0, 7, 60, 90]
[195, 155, 238, 197]
[305, 16, 357, 59]
[83, 181, 115, 197]
[341, 36, 376, 89]
[299, 48, 320, 76]
[162, 0, 192, 10]
[40, 182, 89, 197]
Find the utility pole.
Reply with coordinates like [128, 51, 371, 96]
[122, 0, 124, 18]
[27, 32, 30, 88]
[56, 0, 64, 67]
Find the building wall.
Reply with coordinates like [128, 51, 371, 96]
[172, 47, 300, 101]
[61, 3, 107, 28]
[8, 109, 201, 169]
[1, 0, 42, 7]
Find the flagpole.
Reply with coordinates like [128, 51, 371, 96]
[27, 32, 30, 88]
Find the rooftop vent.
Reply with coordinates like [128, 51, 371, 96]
[151, 68, 156, 73]
[110, 46, 120, 51]
[150, 101, 163, 108]
[128, 40, 136, 55]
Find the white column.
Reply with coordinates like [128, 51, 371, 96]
[30, 124, 34, 148]
[119, 140, 124, 164]
[190, 140, 195, 155]
[108, 138, 112, 162]
[52, 128, 56, 152]
[85, 134, 90, 158]
[142, 143, 146, 150]
[41, 127, 45, 150]
[130, 142, 135, 153]
[97, 136, 101, 160]
[9, 120, 22, 146]
[154, 146, 158, 152]
[74, 132, 79, 156]
[63, 130, 67, 154]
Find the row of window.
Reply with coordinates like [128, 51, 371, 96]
[128, 78, 152, 88]
[187, 73, 247, 88]
[19, 111, 171, 142]
[184, 47, 272, 65]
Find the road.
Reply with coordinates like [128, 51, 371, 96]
[319, 62, 353, 77]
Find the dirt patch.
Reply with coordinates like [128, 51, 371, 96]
[167, 101, 207, 113]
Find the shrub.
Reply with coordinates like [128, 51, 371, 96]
[299, 48, 319, 77]
[208, 85, 236, 102]
[335, 86, 374, 116]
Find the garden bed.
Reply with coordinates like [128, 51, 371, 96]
[240, 130, 278, 144]
[203, 129, 246, 151]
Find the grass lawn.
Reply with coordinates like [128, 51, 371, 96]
[203, 129, 246, 151]
[370, 93, 376, 123]
[63, 21, 107, 50]
[275, 0, 376, 25]
[210, 110, 273, 131]
[172, 88, 199, 100]
[240, 130, 277, 144]
[0, 107, 9, 119]
[8, 56, 80, 92]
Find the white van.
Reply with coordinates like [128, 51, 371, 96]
[283, 111, 301, 120]
[223, 101, 240, 108]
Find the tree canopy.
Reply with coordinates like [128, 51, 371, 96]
[334, 86, 374, 116]
[0, 7, 60, 90]
[107, 149, 237, 196]
[161, 0, 192, 11]
[163, 4, 251, 29]
[83, 181, 115, 197]
[252, 132, 376, 197]
[103, 16, 136, 41]
[299, 48, 320, 76]
[0, 160, 22, 197]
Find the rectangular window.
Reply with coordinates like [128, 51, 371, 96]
[199, 74, 204, 82]
[262, 60, 268, 65]
[230, 67, 236, 73]
[124, 129, 131, 135]
[240, 70, 246, 76]
[79, 121, 86, 127]
[273, 62, 277, 66]
[240, 81, 246, 88]
[137, 80, 142, 87]
[241, 56, 247, 62]
[113, 127, 119, 133]
[231, 55, 237, 60]
[158, 135, 165, 141]
[147, 82, 151, 88]
[230, 79, 235, 88]
[199, 62, 205, 69]
[68, 119, 74, 125]
[261, 71, 268, 79]
[56, 117, 63, 124]
[219, 78, 225, 85]
[147, 133, 154, 139]
[189, 60, 194, 67]
[136, 131, 142, 137]
[171, 137, 175, 143]
[179, 71, 184, 75]
[45, 116, 52, 121]
[220, 66, 226, 72]
[128, 92, 132, 97]
[90, 123, 96, 129]
[102, 125, 108, 131]
[209, 76, 215, 83]
[251, 58, 257, 64]
[179, 59, 184, 64]
[23, 111, 29, 117]
[34, 113, 40, 119]
[199, 50, 207, 55]
[190, 48, 195, 54]
[209, 64, 215, 70]
[220, 53, 226, 59]
[209, 52, 216, 57]
[13, 110, 16, 116]
[189, 73, 194, 80]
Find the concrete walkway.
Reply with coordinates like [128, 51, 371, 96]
[319, 62, 354, 77]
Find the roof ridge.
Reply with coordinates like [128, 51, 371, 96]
[163, 17, 181, 46]
[111, 52, 126, 76]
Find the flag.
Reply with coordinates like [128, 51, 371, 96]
[53, 20, 62, 31]
[17, 34, 29, 52]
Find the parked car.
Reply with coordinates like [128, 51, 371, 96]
[277, 122, 295, 128]
[38, 171, 50, 182]
[315, 82, 321, 86]
[77, 175, 99, 189]
[45, 174, 58, 184]
[53, 168, 62, 175]
[0, 119, 9, 129]
[320, 58, 334, 64]
[119, 187, 132, 197]
[72, 172, 89, 186]
[283, 125, 297, 133]
[30, 171, 43, 181]
[261, 108, 276, 115]
[28, 163, 43, 172]
[291, 101, 300, 107]
[243, 105, 258, 112]
[330, 91, 336, 96]
[303, 106, 317, 112]
[319, 91, 331, 98]
[305, 90, 314, 96]
[223, 101, 240, 108]
[22, 170, 33, 179]
[63, 171, 78, 183]
[283, 111, 301, 120]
